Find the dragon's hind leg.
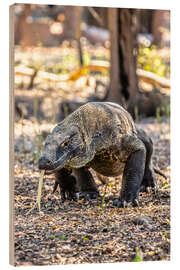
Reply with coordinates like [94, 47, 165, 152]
[137, 129, 158, 193]
[113, 136, 146, 208]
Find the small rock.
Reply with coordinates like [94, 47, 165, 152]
[102, 247, 113, 254]
[44, 184, 51, 191]
[56, 253, 62, 260]
[71, 237, 77, 243]
[133, 215, 153, 228]
[102, 227, 108, 233]
[49, 243, 56, 249]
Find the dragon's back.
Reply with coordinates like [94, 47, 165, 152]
[70, 102, 137, 137]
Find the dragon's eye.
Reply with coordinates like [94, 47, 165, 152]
[61, 138, 70, 148]
[63, 141, 69, 147]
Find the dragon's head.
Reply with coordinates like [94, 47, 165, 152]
[38, 120, 93, 173]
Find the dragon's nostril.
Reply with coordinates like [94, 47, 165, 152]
[38, 157, 51, 169]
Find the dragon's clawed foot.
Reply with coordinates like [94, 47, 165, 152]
[113, 198, 139, 208]
[77, 191, 100, 200]
[140, 183, 159, 195]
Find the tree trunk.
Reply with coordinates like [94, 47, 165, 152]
[152, 10, 170, 47]
[106, 8, 122, 103]
[15, 4, 32, 45]
[107, 8, 139, 108]
[138, 9, 153, 33]
[63, 6, 83, 65]
[75, 7, 83, 66]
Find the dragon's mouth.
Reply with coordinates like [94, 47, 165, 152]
[44, 165, 65, 175]
[44, 170, 54, 175]
[39, 146, 82, 174]
[42, 152, 71, 174]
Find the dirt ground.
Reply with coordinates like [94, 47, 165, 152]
[13, 43, 170, 266]
[13, 116, 170, 266]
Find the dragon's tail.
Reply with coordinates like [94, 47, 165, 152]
[154, 168, 167, 179]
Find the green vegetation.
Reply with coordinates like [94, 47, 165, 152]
[82, 237, 89, 241]
[101, 182, 114, 211]
[133, 247, 143, 262]
[61, 235, 67, 240]
[83, 52, 91, 66]
[138, 45, 170, 78]
[156, 104, 171, 123]
[101, 183, 108, 210]
[162, 231, 168, 236]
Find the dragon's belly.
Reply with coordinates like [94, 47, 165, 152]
[91, 160, 125, 177]
[88, 149, 127, 177]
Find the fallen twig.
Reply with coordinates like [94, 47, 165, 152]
[26, 170, 45, 215]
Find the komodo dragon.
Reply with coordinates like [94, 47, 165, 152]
[39, 102, 164, 208]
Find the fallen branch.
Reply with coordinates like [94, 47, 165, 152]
[15, 63, 170, 89]
[15, 65, 69, 82]
[137, 68, 170, 89]
[15, 65, 35, 76]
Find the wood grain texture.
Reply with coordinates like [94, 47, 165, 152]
[9, 4, 15, 266]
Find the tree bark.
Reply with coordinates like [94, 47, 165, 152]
[118, 9, 139, 103]
[63, 6, 83, 65]
[15, 4, 32, 45]
[107, 8, 139, 108]
[138, 9, 153, 33]
[106, 8, 122, 103]
[152, 10, 170, 47]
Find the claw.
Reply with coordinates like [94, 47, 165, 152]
[72, 195, 78, 201]
[113, 199, 121, 207]
[91, 193, 99, 199]
[153, 186, 159, 198]
[78, 192, 99, 200]
[146, 187, 151, 193]
[140, 185, 146, 192]
[113, 199, 129, 208]
[85, 194, 91, 200]
[122, 201, 127, 208]
[113, 197, 139, 208]
[75, 192, 80, 200]
[133, 199, 139, 207]
[67, 192, 72, 201]
[65, 191, 77, 201]
[154, 185, 159, 194]
[60, 191, 66, 202]
[52, 181, 59, 193]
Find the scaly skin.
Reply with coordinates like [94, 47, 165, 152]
[39, 102, 158, 207]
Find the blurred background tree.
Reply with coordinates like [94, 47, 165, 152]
[107, 8, 139, 106]
[14, 4, 170, 122]
[107, 8, 170, 117]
